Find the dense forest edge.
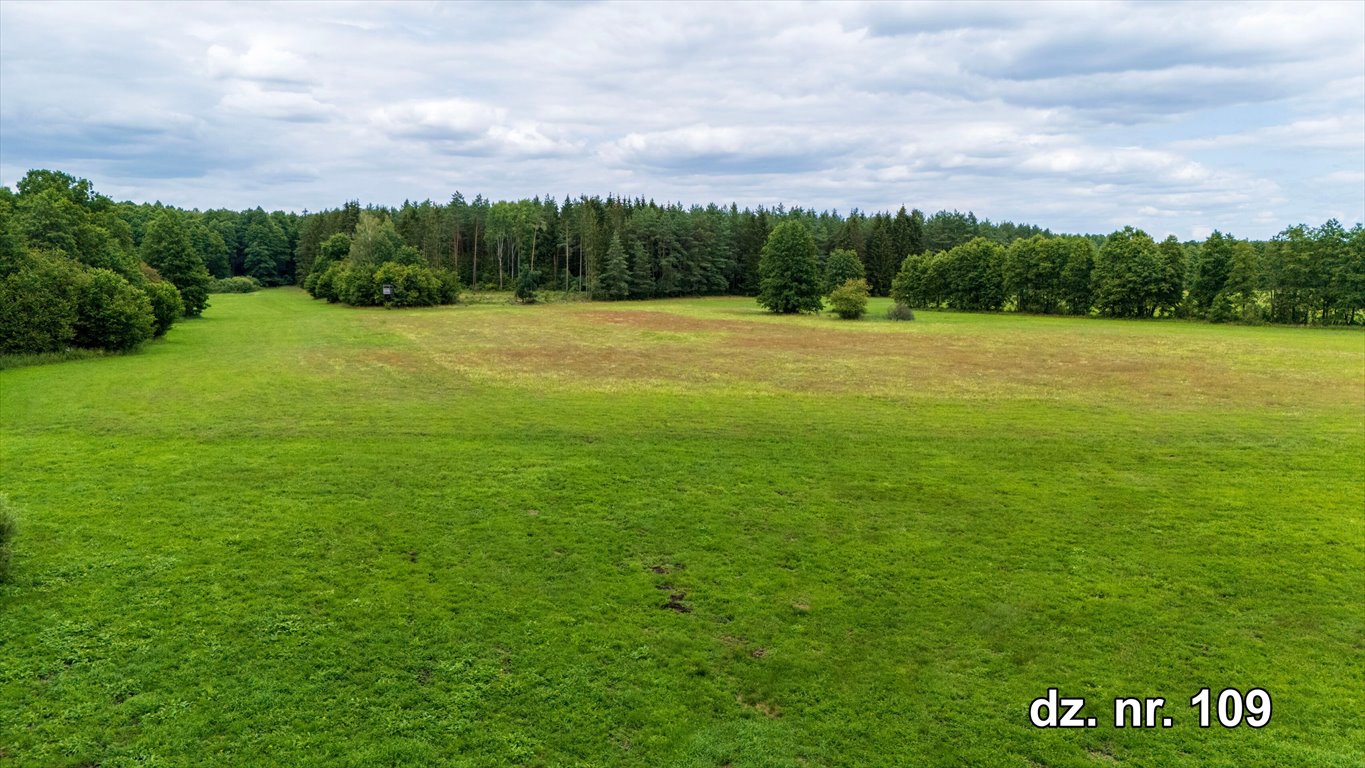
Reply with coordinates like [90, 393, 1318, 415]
[2, 169, 1362, 361]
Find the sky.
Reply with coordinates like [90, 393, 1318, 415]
[1, 1, 1362, 239]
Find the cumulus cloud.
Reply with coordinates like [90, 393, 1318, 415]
[0, 0, 1359, 236]
[205, 43, 313, 85]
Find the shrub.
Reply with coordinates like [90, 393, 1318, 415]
[209, 276, 261, 294]
[887, 302, 916, 321]
[828, 278, 870, 319]
[0, 255, 83, 354]
[144, 280, 184, 337]
[0, 494, 14, 583]
[515, 269, 542, 304]
[435, 268, 461, 305]
[1207, 291, 1236, 324]
[313, 263, 342, 303]
[373, 261, 442, 308]
[73, 268, 154, 351]
[337, 265, 379, 306]
[313, 262, 459, 308]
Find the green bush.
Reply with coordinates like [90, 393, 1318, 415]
[886, 302, 916, 321]
[0, 494, 14, 583]
[435, 268, 461, 305]
[73, 268, 154, 351]
[144, 281, 183, 337]
[0, 254, 83, 354]
[1207, 291, 1236, 324]
[373, 261, 442, 308]
[209, 276, 262, 294]
[337, 265, 378, 306]
[828, 278, 870, 320]
[313, 263, 342, 302]
[515, 269, 542, 304]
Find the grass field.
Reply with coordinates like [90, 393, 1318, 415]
[2, 288, 1362, 767]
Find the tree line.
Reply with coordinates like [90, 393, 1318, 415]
[294, 195, 1048, 302]
[1, 171, 197, 355]
[2, 168, 1362, 362]
[886, 223, 1363, 324]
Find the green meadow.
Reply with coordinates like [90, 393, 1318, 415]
[1, 288, 1362, 767]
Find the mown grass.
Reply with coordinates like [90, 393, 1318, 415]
[1, 288, 1362, 767]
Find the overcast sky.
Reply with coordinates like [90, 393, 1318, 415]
[1, 1, 1361, 238]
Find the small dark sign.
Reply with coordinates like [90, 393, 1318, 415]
[382, 283, 394, 296]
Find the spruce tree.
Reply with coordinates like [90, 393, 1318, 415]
[594, 233, 630, 300]
[907, 208, 926, 256]
[629, 240, 654, 298]
[757, 221, 822, 314]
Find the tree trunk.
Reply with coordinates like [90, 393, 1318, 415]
[452, 228, 461, 277]
[472, 221, 480, 290]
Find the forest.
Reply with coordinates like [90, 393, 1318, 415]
[2, 168, 1363, 359]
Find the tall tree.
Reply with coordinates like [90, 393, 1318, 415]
[757, 221, 822, 314]
[594, 232, 630, 300]
[1092, 227, 1161, 318]
[1191, 231, 1234, 314]
[1058, 236, 1095, 315]
[348, 212, 404, 270]
[865, 214, 897, 296]
[1154, 235, 1186, 316]
[823, 248, 865, 294]
[141, 211, 211, 316]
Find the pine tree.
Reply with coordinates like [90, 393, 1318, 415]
[757, 221, 822, 314]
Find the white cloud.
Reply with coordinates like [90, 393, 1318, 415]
[218, 83, 336, 122]
[205, 42, 312, 84]
[372, 99, 507, 141]
[0, 0, 1359, 235]
[1173, 115, 1365, 151]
